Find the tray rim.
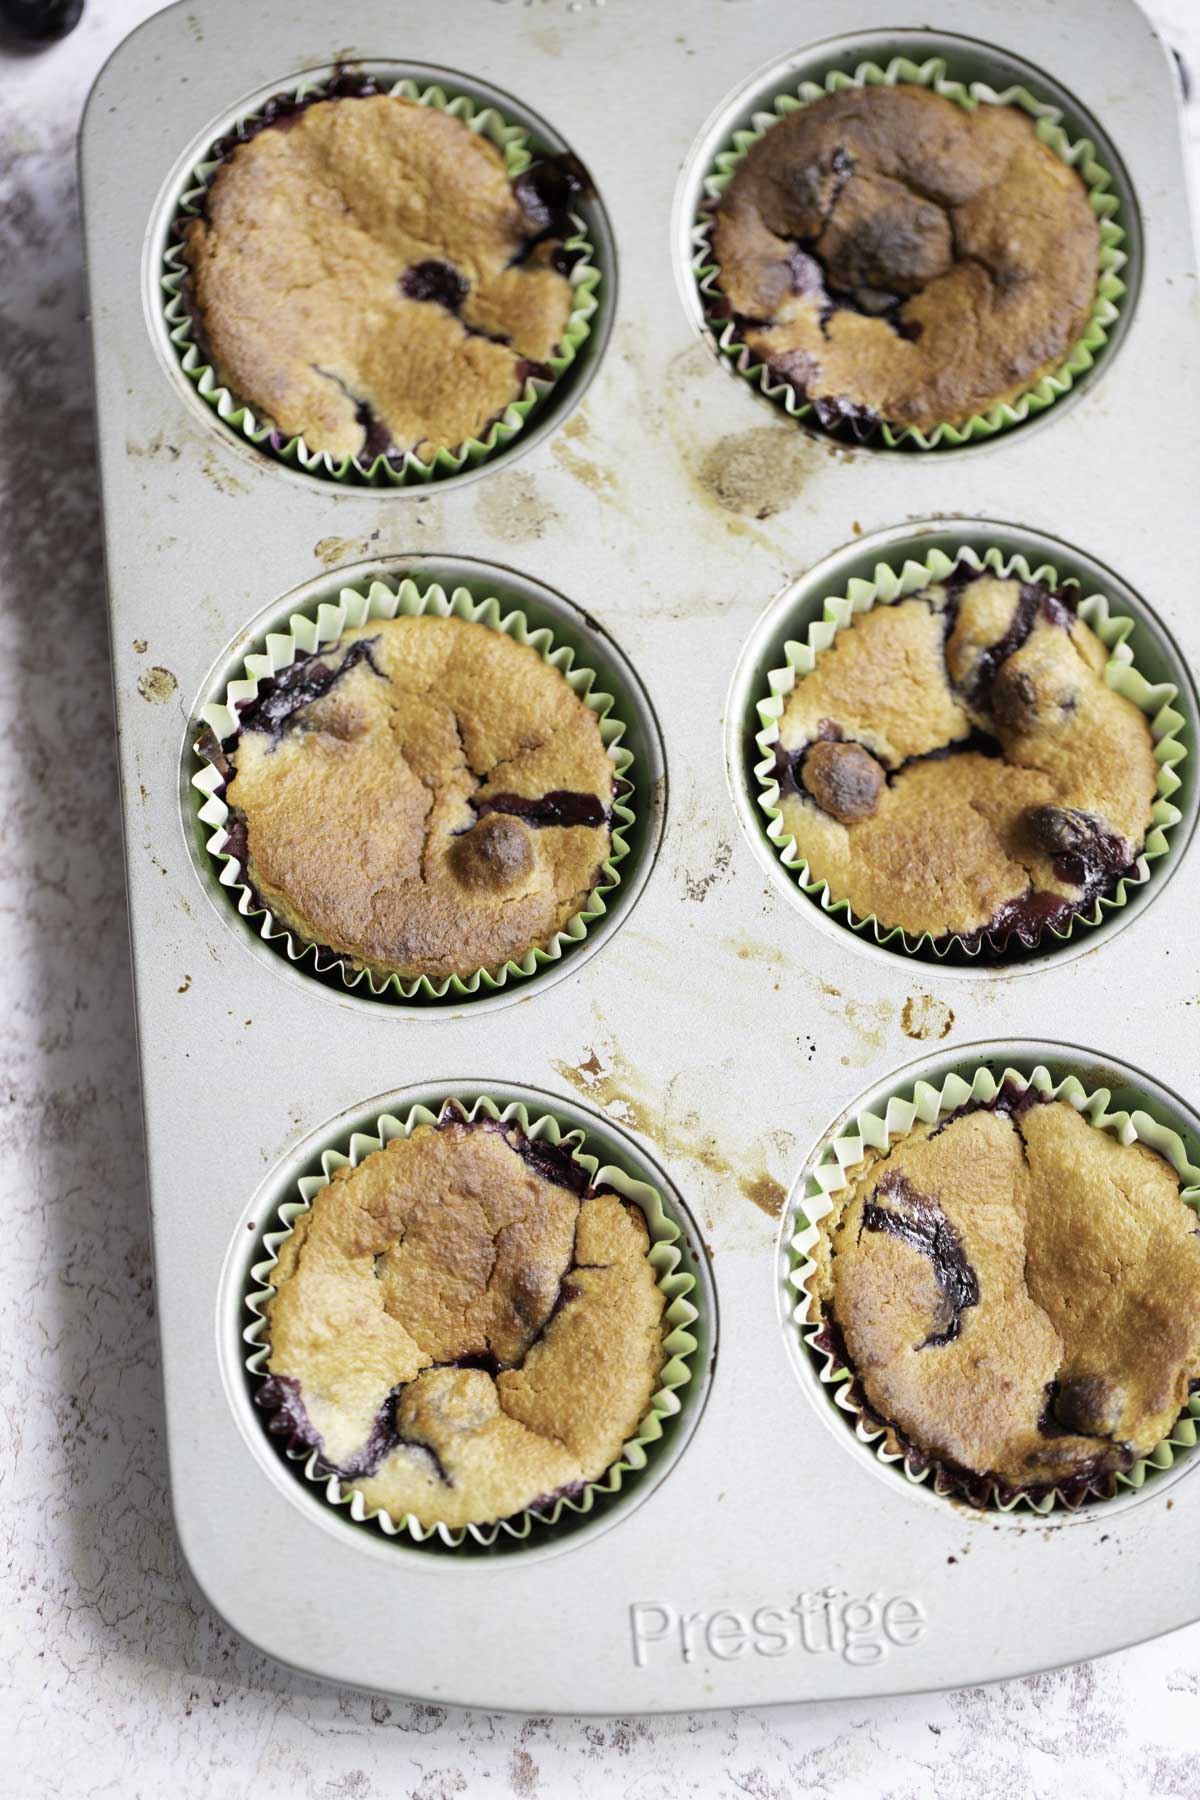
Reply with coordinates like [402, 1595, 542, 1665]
[79, 0, 1200, 1711]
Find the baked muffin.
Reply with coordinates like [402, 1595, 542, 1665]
[181, 88, 585, 462]
[810, 1085, 1200, 1503]
[209, 613, 616, 982]
[771, 569, 1158, 946]
[710, 85, 1100, 435]
[258, 1109, 666, 1528]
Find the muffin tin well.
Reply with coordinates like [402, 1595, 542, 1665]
[181, 555, 667, 1014]
[673, 27, 1142, 453]
[86, 0, 1200, 1712]
[220, 1082, 716, 1562]
[726, 519, 1199, 976]
[781, 1040, 1200, 1524]
[146, 60, 617, 491]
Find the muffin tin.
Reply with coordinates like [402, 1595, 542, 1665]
[81, 0, 1200, 1711]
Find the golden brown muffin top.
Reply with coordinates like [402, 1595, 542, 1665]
[182, 94, 577, 460]
[811, 1094, 1200, 1499]
[774, 574, 1157, 944]
[261, 1115, 665, 1528]
[711, 85, 1100, 433]
[220, 614, 615, 982]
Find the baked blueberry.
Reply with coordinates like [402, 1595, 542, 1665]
[448, 813, 537, 891]
[800, 739, 885, 823]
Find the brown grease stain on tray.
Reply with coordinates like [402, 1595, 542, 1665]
[474, 470, 562, 544]
[312, 535, 361, 568]
[721, 932, 793, 994]
[725, 932, 793, 972]
[739, 1173, 788, 1217]
[137, 665, 178, 703]
[201, 448, 250, 495]
[818, 984, 895, 1059]
[551, 411, 619, 502]
[125, 431, 182, 462]
[684, 837, 733, 902]
[901, 993, 956, 1040]
[554, 1036, 788, 1226]
[654, 339, 858, 549]
[696, 426, 818, 520]
[816, 977, 962, 1061]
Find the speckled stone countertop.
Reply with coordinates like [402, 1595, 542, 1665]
[3, 3, 1200, 1793]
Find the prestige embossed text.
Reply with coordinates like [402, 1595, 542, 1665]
[630, 1592, 927, 1668]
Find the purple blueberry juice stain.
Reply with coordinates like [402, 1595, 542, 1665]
[805, 393, 881, 439]
[438, 1105, 591, 1196]
[354, 402, 394, 463]
[785, 246, 828, 302]
[208, 71, 381, 162]
[513, 152, 593, 238]
[927, 1075, 1051, 1141]
[859, 1170, 980, 1348]
[220, 811, 249, 870]
[256, 1373, 442, 1482]
[527, 1480, 587, 1512]
[953, 581, 1044, 710]
[550, 243, 586, 276]
[257, 1372, 459, 1486]
[236, 636, 384, 743]
[451, 1351, 503, 1378]
[401, 260, 469, 311]
[1026, 806, 1130, 887]
[474, 789, 608, 830]
[514, 357, 555, 386]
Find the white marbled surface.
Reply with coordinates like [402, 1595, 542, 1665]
[2, 2, 1200, 1793]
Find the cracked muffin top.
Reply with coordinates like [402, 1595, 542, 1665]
[214, 613, 616, 981]
[259, 1112, 665, 1528]
[181, 92, 579, 461]
[810, 1088, 1200, 1500]
[710, 84, 1100, 434]
[772, 571, 1157, 946]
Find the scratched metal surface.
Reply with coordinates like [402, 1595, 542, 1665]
[78, 0, 1200, 1711]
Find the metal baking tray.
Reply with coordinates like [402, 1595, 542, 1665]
[80, 0, 1200, 1710]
